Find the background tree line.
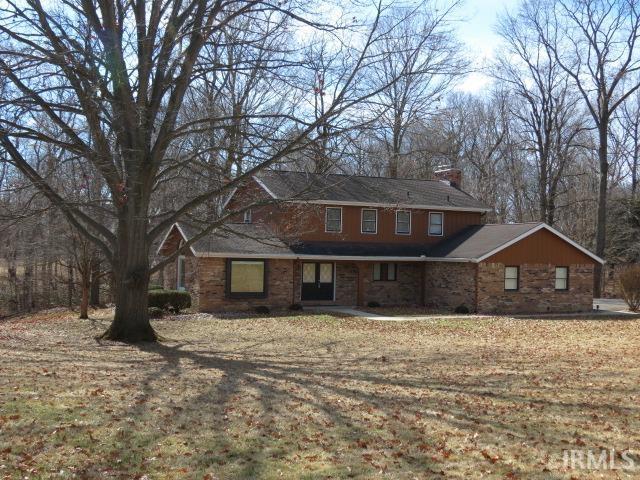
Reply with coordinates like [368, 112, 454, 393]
[1, 0, 639, 334]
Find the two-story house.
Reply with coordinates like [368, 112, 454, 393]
[158, 169, 604, 313]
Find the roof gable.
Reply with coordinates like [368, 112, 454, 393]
[479, 224, 603, 265]
[428, 222, 603, 264]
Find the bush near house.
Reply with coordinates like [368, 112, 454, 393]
[619, 265, 640, 311]
[148, 290, 191, 313]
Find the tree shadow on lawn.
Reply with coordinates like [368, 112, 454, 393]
[82, 336, 637, 479]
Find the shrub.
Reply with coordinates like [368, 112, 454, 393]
[148, 307, 164, 319]
[148, 284, 164, 291]
[288, 303, 303, 311]
[454, 304, 470, 314]
[254, 305, 270, 315]
[148, 289, 191, 313]
[619, 266, 640, 312]
[367, 301, 381, 308]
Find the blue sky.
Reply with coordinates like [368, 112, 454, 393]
[455, 0, 521, 92]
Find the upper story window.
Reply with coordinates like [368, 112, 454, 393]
[555, 266, 569, 290]
[504, 266, 519, 291]
[243, 209, 252, 224]
[395, 210, 411, 235]
[325, 207, 342, 233]
[361, 208, 377, 234]
[428, 212, 444, 236]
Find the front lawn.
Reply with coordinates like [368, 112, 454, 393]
[1, 309, 639, 479]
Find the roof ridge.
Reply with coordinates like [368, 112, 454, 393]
[263, 169, 446, 183]
[481, 222, 543, 226]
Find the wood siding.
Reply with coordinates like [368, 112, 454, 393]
[482, 228, 597, 265]
[231, 207, 481, 249]
[225, 179, 484, 244]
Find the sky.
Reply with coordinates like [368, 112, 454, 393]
[454, 0, 521, 93]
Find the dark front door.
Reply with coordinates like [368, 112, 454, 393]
[301, 262, 334, 301]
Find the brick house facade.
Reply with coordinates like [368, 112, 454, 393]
[158, 170, 604, 314]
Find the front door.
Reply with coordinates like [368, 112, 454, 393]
[301, 262, 334, 301]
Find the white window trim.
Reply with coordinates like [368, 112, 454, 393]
[325, 206, 343, 233]
[428, 211, 444, 236]
[504, 266, 519, 291]
[555, 266, 569, 291]
[395, 210, 411, 235]
[243, 209, 252, 224]
[360, 208, 378, 234]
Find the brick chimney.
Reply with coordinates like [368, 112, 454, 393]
[434, 167, 462, 188]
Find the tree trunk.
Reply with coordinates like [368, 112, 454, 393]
[79, 277, 89, 319]
[100, 210, 156, 342]
[67, 260, 74, 308]
[593, 123, 609, 297]
[90, 257, 101, 306]
[539, 153, 548, 223]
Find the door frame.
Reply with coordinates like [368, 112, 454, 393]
[300, 261, 336, 302]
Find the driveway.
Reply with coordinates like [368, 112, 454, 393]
[593, 298, 630, 313]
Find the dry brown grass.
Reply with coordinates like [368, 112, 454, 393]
[1, 309, 640, 479]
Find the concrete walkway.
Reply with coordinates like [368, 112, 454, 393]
[593, 298, 631, 313]
[309, 305, 491, 321]
[310, 298, 635, 321]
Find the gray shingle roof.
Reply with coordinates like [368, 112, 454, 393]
[289, 242, 429, 257]
[174, 221, 548, 261]
[254, 170, 490, 211]
[177, 222, 293, 256]
[425, 223, 542, 259]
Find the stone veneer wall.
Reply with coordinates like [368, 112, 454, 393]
[197, 258, 295, 311]
[423, 262, 477, 312]
[477, 263, 594, 314]
[360, 262, 422, 306]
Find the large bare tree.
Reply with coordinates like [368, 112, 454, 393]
[495, 4, 587, 225]
[0, 0, 410, 341]
[527, 0, 640, 294]
[368, 2, 467, 178]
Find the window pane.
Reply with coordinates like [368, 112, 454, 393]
[303, 263, 315, 283]
[326, 208, 342, 232]
[373, 263, 381, 281]
[363, 209, 376, 221]
[396, 211, 410, 233]
[230, 261, 264, 293]
[504, 267, 518, 290]
[320, 264, 333, 283]
[362, 210, 377, 233]
[387, 263, 396, 281]
[505, 278, 518, 290]
[555, 267, 568, 289]
[429, 213, 443, 235]
[177, 257, 186, 289]
[243, 210, 252, 223]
